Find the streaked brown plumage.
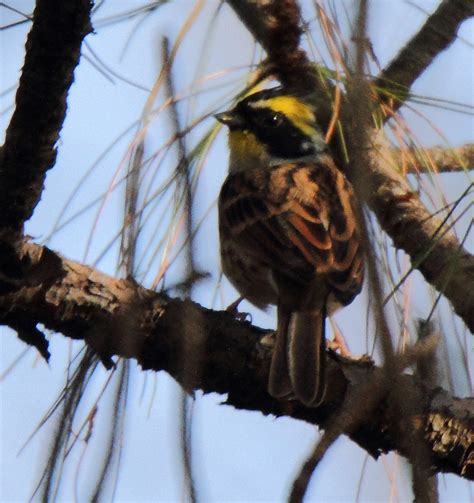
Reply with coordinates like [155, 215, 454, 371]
[217, 88, 363, 406]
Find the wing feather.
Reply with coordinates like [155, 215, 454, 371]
[219, 162, 363, 304]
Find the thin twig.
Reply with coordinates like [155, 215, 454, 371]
[290, 366, 388, 502]
[389, 144, 474, 174]
[162, 36, 198, 503]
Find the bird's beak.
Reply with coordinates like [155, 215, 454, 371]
[214, 110, 245, 129]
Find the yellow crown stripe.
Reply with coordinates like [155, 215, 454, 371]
[250, 96, 316, 137]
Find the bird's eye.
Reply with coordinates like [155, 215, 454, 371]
[261, 112, 283, 128]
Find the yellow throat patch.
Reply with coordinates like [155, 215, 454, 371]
[228, 130, 268, 172]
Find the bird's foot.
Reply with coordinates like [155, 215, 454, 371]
[226, 296, 252, 322]
[327, 324, 351, 357]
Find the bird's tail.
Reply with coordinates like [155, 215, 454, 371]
[268, 307, 326, 407]
[288, 309, 326, 407]
[268, 305, 292, 399]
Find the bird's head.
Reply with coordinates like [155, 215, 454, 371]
[215, 87, 327, 172]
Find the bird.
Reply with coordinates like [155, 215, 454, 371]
[216, 87, 363, 407]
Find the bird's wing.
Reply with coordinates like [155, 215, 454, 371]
[219, 162, 363, 298]
[219, 168, 311, 281]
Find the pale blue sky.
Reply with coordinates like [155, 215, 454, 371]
[1, 1, 473, 501]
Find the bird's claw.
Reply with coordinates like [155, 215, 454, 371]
[226, 296, 252, 322]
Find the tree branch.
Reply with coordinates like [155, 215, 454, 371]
[365, 134, 474, 331]
[0, 241, 472, 480]
[391, 143, 474, 174]
[0, 0, 92, 358]
[377, 0, 474, 110]
[227, 0, 319, 91]
[0, 0, 92, 243]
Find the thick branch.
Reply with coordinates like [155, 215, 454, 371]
[0, 242, 472, 480]
[366, 135, 474, 332]
[0, 0, 92, 237]
[227, 0, 319, 92]
[377, 0, 474, 109]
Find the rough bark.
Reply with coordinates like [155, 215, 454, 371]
[0, 241, 472, 480]
[0, 0, 93, 355]
[0, 0, 92, 235]
[365, 132, 474, 332]
[0, 0, 93, 285]
[377, 0, 474, 109]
